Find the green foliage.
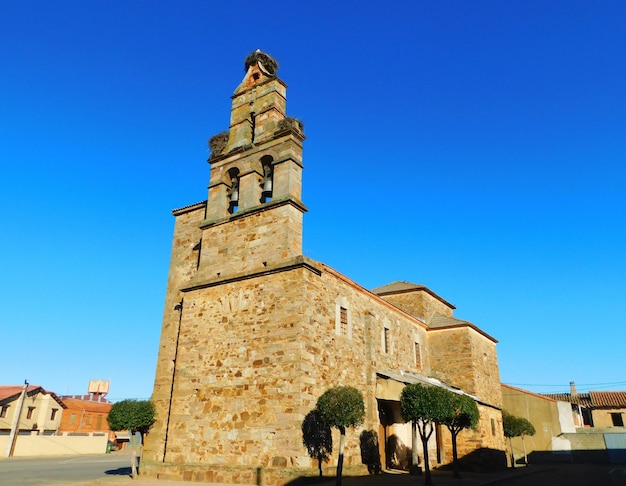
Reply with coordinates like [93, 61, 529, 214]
[302, 409, 333, 476]
[502, 410, 535, 438]
[316, 386, 365, 431]
[107, 399, 156, 434]
[517, 417, 536, 437]
[400, 383, 450, 425]
[440, 392, 480, 433]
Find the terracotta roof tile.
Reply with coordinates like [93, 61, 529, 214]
[429, 315, 471, 329]
[590, 391, 626, 408]
[541, 391, 626, 409]
[61, 397, 113, 413]
[0, 385, 66, 408]
[371, 281, 426, 294]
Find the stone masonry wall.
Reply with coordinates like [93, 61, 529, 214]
[145, 202, 206, 464]
[197, 203, 303, 282]
[378, 289, 454, 322]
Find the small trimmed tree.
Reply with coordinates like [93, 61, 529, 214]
[107, 399, 156, 435]
[440, 392, 480, 479]
[302, 409, 333, 477]
[400, 384, 450, 485]
[108, 399, 156, 478]
[502, 411, 535, 467]
[316, 386, 365, 486]
[516, 417, 535, 465]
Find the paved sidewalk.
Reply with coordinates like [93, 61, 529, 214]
[70, 464, 543, 486]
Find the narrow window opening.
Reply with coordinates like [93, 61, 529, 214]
[250, 110, 256, 144]
[50, 408, 58, 421]
[339, 307, 348, 335]
[491, 418, 496, 436]
[383, 328, 390, 354]
[26, 407, 35, 419]
[193, 239, 202, 270]
[0, 405, 8, 418]
[414, 342, 421, 368]
[611, 413, 624, 427]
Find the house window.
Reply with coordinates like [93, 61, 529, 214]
[491, 418, 496, 436]
[0, 405, 8, 418]
[414, 342, 421, 368]
[611, 413, 624, 427]
[26, 407, 35, 419]
[69, 413, 76, 425]
[383, 327, 390, 354]
[339, 307, 348, 335]
[50, 408, 58, 421]
[96, 414, 103, 430]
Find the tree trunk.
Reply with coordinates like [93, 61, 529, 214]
[522, 435, 528, 465]
[318, 456, 323, 477]
[421, 437, 432, 485]
[411, 422, 419, 472]
[336, 427, 346, 486]
[509, 437, 515, 468]
[451, 430, 460, 479]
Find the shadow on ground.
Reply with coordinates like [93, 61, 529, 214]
[105, 467, 132, 476]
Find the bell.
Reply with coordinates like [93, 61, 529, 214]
[262, 177, 272, 194]
[229, 187, 239, 202]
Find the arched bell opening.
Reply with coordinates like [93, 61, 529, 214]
[259, 155, 274, 203]
[227, 167, 240, 214]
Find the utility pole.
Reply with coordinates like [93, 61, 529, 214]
[6, 380, 29, 457]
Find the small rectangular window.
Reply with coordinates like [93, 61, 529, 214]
[96, 414, 103, 430]
[414, 342, 421, 368]
[26, 407, 35, 419]
[491, 418, 496, 436]
[339, 307, 348, 335]
[0, 405, 8, 418]
[50, 408, 58, 421]
[69, 413, 76, 425]
[611, 413, 624, 427]
[383, 328, 390, 354]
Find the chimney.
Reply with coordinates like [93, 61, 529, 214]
[570, 381, 577, 396]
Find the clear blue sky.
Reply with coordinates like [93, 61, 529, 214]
[2, 1, 625, 401]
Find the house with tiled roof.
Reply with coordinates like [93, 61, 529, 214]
[544, 382, 626, 429]
[0, 384, 66, 436]
[0, 384, 111, 457]
[502, 382, 626, 465]
[58, 397, 113, 436]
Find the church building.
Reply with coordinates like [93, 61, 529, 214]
[143, 51, 506, 484]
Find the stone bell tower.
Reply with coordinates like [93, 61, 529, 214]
[143, 50, 309, 479]
[198, 50, 306, 281]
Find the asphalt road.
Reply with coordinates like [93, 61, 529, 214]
[0, 452, 132, 486]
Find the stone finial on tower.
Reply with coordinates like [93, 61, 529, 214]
[223, 50, 287, 154]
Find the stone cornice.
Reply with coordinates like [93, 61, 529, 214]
[198, 196, 307, 230]
[180, 255, 321, 293]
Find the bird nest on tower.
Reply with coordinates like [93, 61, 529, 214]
[244, 50, 279, 76]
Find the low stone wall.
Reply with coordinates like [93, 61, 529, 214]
[0, 431, 109, 457]
[142, 460, 368, 486]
